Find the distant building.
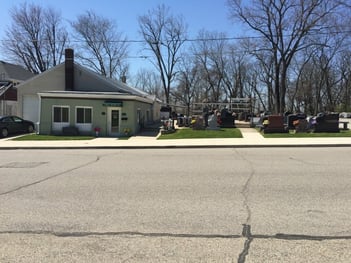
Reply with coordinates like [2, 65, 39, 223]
[0, 61, 34, 115]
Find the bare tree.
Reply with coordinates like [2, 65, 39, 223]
[133, 68, 163, 97]
[71, 10, 129, 79]
[173, 55, 201, 116]
[138, 4, 187, 105]
[288, 27, 348, 115]
[223, 44, 252, 100]
[228, 0, 344, 114]
[338, 50, 351, 112]
[2, 2, 68, 73]
[192, 30, 228, 102]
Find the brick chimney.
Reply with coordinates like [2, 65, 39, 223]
[65, 48, 74, 91]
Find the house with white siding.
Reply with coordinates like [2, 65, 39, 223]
[0, 61, 34, 116]
[17, 49, 160, 136]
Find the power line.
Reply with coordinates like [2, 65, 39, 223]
[1, 29, 351, 44]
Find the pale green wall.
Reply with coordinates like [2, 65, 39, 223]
[132, 100, 154, 130]
[40, 97, 152, 136]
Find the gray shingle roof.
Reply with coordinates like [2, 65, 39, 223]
[0, 61, 34, 81]
[73, 63, 149, 97]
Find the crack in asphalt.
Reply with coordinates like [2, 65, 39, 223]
[0, 156, 101, 196]
[238, 225, 253, 263]
[234, 149, 255, 225]
[260, 233, 351, 241]
[1, 230, 350, 241]
[234, 149, 255, 262]
[288, 156, 320, 165]
[240, 170, 253, 224]
[0, 230, 240, 239]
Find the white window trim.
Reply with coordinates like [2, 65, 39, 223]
[75, 106, 93, 124]
[52, 105, 70, 132]
[75, 106, 93, 132]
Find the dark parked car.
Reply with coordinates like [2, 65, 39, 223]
[0, 115, 35, 138]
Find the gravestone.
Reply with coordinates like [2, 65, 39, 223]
[206, 114, 220, 130]
[295, 119, 309, 133]
[192, 116, 205, 130]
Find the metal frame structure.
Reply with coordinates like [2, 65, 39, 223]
[191, 98, 253, 115]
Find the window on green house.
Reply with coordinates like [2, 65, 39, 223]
[76, 107, 92, 124]
[53, 106, 69, 123]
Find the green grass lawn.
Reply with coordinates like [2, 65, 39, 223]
[158, 128, 243, 139]
[261, 129, 351, 138]
[10, 128, 351, 141]
[12, 134, 95, 141]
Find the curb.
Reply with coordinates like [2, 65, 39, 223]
[1, 143, 351, 150]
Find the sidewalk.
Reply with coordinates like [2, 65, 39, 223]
[1, 128, 351, 149]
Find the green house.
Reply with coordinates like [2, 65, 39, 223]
[17, 49, 159, 137]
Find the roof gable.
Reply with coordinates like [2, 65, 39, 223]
[0, 61, 34, 81]
[17, 61, 148, 98]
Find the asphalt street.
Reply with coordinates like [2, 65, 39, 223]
[0, 148, 350, 262]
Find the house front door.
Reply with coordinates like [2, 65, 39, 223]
[107, 107, 121, 136]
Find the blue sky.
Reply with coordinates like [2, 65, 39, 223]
[0, 0, 244, 75]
